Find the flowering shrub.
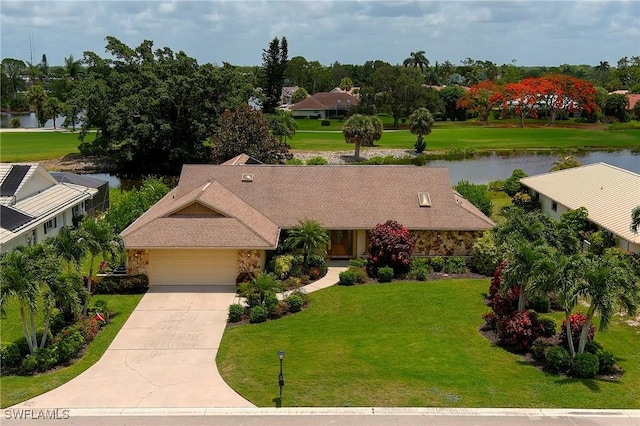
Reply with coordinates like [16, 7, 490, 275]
[487, 261, 519, 318]
[71, 316, 100, 343]
[482, 312, 497, 330]
[560, 312, 595, 351]
[367, 220, 415, 277]
[497, 310, 544, 353]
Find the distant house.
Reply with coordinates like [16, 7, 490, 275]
[0, 164, 104, 253]
[289, 92, 360, 119]
[121, 158, 494, 286]
[520, 163, 640, 253]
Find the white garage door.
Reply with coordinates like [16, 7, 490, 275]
[149, 250, 237, 286]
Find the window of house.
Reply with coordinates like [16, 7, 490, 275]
[551, 202, 557, 212]
[72, 205, 79, 216]
[44, 218, 57, 234]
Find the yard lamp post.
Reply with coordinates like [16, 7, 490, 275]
[278, 350, 285, 398]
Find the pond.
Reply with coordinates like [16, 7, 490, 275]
[1, 112, 68, 129]
[86, 150, 640, 188]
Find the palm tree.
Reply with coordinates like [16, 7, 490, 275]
[408, 107, 434, 153]
[502, 239, 553, 311]
[26, 84, 48, 127]
[342, 114, 376, 160]
[45, 97, 62, 129]
[403, 51, 429, 72]
[48, 226, 86, 271]
[576, 254, 638, 354]
[539, 253, 584, 357]
[268, 109, 297, 144]
[284, 219, 329, 265]
[64, 54, 82, 80]
[79, 217, 123, 314]
[0, 244, 61, 354]
[595, 61, 609, 83]
[631, 206, 640, 234]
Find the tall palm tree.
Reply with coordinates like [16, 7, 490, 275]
[64, 54, 82, 80]
[48, 226, 86, 271]
[594, 61, 609, 83]
[576, 254, 638, 354]
[408, 107, 434, 153]
[79, 217, 123, 314]
[342, 114, 376, 160]
[502, 239, 553, 311]
[631, 206, 640, 234]
[1, 58, 26, 100]
[26, 84, 48, 127]
[284, 219, 329, 265]
[0, 244, 61, 354]
[403, 51, 429, 72]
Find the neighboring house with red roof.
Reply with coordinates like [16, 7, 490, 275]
[121, 157, 494, 286]
[289, 92, 359, 119]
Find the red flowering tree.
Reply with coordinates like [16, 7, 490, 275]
[537, 75, 598, 125]
[367, 220, 415, 277]
[502, 78, 540, 127]
[456, 81, 502, 124]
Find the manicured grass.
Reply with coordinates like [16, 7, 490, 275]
[490, 191, 512, 221]
[0, 131, 93, 162]
[217, 279, 640, 408]
[289, 126, 640, 152]
[0, 294, 143, 408]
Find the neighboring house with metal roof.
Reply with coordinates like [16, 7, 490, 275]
[520, 163, 640, 253]
[50, 172, 110, 214]
[122, 160, 495, 286]
[0, 163, 101, 254]
[289, 92, 359, 119]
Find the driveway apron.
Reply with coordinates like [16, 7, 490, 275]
[14, 285, 254, 408]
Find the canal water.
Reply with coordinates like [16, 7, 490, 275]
[86, 150, 640, 188]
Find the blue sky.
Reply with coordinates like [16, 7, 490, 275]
[1, 1, 638, 67]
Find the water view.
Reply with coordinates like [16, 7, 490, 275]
[85, 150, 640, 188]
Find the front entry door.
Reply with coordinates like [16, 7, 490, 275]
[329, 230, 352, 257]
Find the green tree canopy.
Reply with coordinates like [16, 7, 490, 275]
[75, 37, 256, 175]
[210, 104, 291, 164]
[260, 36, 288, 114]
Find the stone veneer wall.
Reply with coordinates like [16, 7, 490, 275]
[237, 249, 263, 275]
[127, 249, 149, 275]
[412, 230, 483, 257]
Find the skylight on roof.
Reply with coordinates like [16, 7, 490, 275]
[241, 173, 253, 182]
[417, 192, 431, 207]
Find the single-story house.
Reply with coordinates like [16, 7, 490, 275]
[50, 172, 110, 214]
[520, 162, 640, 253]
[289, 92, 360, 119]
[0, 163, 101, 253]
[121, 159, 495, 286]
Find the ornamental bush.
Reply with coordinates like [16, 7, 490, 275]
[444, 256, 467, 274]
[94, 274, 149, 294]
[430, 256, 444, 272]
[497, 310, 544, 353]
[249, 306, 268, 323]
[471, 231, 500, 276]
[228, 304, 245, 323]
[572, 352, 599, 378]
[538, 317, 557, 338]
[367, 220, 414, 277]
[528, 295, 550, 313]
[286, 294, 304, 313]
[531, 338, 554, 361]
[0, 343, 22, 370]
[306, 156, 328, 165]
[348, 258, 367, 269]
[272, 254, 295, 279]
[378, 266, 394, 282]
[55, 330, 85, 364]
[545, 346, 571, 373]
[306, 254, 328, 278]
[560, 312, 595, 351]
[339, 269, 357, 286]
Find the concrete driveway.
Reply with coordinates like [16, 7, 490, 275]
[15, 285, 254, 408]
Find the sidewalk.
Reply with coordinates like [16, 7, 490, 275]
[234, 266, 348, 305]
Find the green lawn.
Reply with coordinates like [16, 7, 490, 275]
[289, 125, 640, 152]
[0, 131, 92, 162]
[217, 279, 640, 408]
[0, 294, 143, 408]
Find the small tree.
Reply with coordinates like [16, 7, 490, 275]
[551, 156, 582, 171]
[631, 206, 640, 234]
[210, 104, 291, 164]
[291, 87, 308, 104]
[454, 180, 493, 217]
[267, 109, 297, 144]
[342, 114, 379, 160]
[409, 107, 434, 153]
[367, 220, 415, 277]
[284, 219, 329, 265]
[45, 96, 62, 129]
